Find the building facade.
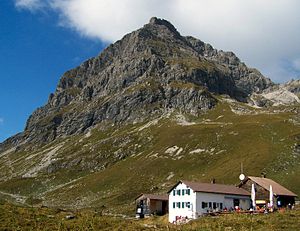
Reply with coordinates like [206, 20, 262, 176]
[135, 194, 168, 218]
[168, 181, 250, 223]
[238, 176, 297, 208]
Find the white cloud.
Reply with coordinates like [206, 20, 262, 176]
[15, 0, 44, 11]
[15, 0, 300, 82]
[0, 118, 4, 125]
[50, 0, 170, 42]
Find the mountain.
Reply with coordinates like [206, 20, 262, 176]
[0, 18, 299, 213]
[1, 17, 273, 147]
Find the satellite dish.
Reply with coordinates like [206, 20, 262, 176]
[239, 174, 245, 181]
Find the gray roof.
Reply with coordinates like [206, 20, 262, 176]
[169, 180, 250, 196]
[244, 176, 297, 197]
[135, 193, 168, 201]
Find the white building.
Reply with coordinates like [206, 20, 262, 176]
[168, 180, 251, 223]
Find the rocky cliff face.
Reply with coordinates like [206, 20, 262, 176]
[1, 17, 274, 147]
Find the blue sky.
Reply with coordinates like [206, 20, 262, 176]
[0, 1, 106, 142]
[1, 0, 300, 142]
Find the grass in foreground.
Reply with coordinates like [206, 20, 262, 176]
[0, 203, 299, 231]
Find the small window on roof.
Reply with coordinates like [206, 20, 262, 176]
[177, 190, 181, 196]
[173, 190, 176, 196]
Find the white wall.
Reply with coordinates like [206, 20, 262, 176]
[168, 182, 196, 223]
[169, 183, 251, 223]
[197, 193, 250, 214]
[195, 192, 225, 215]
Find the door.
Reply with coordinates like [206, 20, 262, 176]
[233, 199, 240, 208]
[162, 201, 168, 215]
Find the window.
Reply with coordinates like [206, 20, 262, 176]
[182, 189, 185, 195]
[213, 202, 217, 209]
[176, 202, 181, 208]
[220, 203, 223, 210]
[182, 202, 185, 208]
[209, 202, 212, 208]
[173, 202, 176, 208]
[186, 202, 191, 208]
[186, 189, 190, 195]
[173, 190, 176, 196]
[202, 202, 208, 209]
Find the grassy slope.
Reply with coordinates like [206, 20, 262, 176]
[0, 99, 299, 214]
[0, 202, 299, 231]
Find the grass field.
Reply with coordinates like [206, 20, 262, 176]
[0, 203, 299, 231]
[0, 99, 299, 215]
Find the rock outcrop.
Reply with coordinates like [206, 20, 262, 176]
[284, 79, 300, 94]
[250, 79, 300, 107]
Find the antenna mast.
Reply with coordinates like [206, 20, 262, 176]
[239, 162, 245, 181]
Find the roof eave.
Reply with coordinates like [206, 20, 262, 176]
[247, 176, 298, 198]
[167, 180, 184, 194]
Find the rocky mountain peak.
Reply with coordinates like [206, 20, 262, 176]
[1, 17, 276, 146]
[148, 17, 180, 35]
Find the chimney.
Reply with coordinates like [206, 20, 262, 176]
[211, 178, 216, 184]
[261, 172, 266, 178]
